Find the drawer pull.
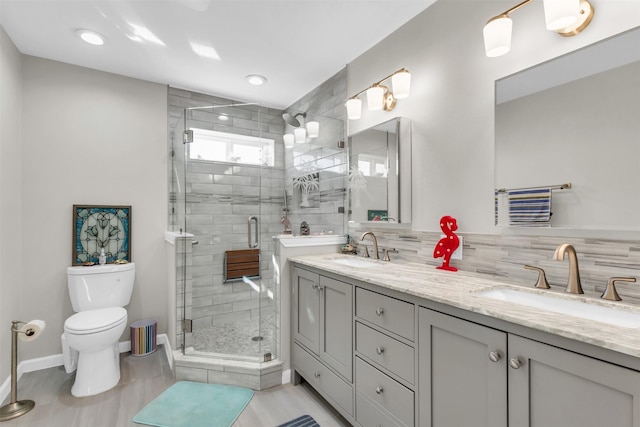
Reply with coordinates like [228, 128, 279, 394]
[314, 371, 320, 378]
[375, 307, 384, 316]
[376, 346, 385, 355]
[375, 386, 384, 395]
[509, 358, 523, 369]
[488, 351, 501, 363]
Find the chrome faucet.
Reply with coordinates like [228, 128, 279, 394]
[553, 244, 584, 294]
[361, 231, 379, 260]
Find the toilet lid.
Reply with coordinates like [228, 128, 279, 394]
[65, 307, 127, 335]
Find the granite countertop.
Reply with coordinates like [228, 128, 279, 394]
[289, 253, 640, 359]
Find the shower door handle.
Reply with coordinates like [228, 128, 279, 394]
[248, 216, 259, 248]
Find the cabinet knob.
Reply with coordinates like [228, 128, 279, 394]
[376, 346, 385, 355]
[509, 358, 523, 369]
[313, 372, 320, 378]
[375, 307, 384, 316]
[488, 351, 501, 363]
[375, 386, 384, 395]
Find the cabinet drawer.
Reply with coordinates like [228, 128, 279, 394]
[294, 343, 353, 416]
[356, 288, 414, 340]
[356, 357, 414, 426]
[356, 322, 414, 385]
[356, 392, 404, 427]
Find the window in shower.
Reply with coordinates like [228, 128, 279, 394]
[189, 128, 275, 167]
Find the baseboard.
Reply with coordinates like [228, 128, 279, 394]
[0, 333, 171, 404]
[282, 368, 291, 384]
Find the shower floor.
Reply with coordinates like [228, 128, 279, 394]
[192, 312, 275, 359]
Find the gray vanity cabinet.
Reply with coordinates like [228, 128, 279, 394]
[419, 307, 640, 427]
[355, 288, 416, 426]
[292, 267, 354, 418]
[508, 334, 640, 427]
[418, 308, 508, 427]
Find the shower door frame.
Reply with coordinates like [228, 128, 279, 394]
[179, 102, 278, 363]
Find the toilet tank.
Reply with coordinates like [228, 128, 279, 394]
[67, 263, 135, 312]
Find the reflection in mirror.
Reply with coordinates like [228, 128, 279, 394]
[348, 117, 411, 225]
[495, 27, 640, 231]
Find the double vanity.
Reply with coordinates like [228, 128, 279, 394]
[290, 252, 640, 427]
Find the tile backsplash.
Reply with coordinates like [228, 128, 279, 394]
[349, 224, 640, 305]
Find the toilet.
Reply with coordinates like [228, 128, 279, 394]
[61, 262, 135, 397]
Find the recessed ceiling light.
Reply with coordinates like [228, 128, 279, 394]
[246, 75, 267, 86]
[218, 115, 229, 121]
[76, 29, 105, 46]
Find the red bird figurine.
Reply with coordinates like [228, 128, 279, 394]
[434, 215, 459, 272]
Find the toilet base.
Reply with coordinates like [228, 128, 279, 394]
[71, 341, 121, 397]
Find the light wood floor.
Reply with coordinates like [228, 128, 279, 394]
[1, 346, 350, 427]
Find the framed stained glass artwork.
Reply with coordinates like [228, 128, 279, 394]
[367, 209, 388, 221]
[72, 205, 131, 265]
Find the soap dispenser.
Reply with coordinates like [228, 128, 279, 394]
[98, 248, 106, 265]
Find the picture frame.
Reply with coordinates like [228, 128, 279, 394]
[72, 205, 131, 265]
[367, 209, 388, 221]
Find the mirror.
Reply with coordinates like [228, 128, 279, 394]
[348, 117, 411, 225]
[495, 27, 640, 231]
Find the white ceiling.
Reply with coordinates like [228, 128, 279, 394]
[0, 0, 436, 110]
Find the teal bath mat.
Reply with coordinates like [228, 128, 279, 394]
[133, 381, 254, 427]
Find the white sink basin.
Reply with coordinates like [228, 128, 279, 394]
[330, 257, 381, 269]
[477, 287, 640, 328]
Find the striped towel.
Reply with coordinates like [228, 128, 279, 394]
[508, 188, 552, 223]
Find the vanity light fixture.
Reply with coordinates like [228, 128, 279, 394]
[483, 0, 594, 58]
[346, 68, 411, 120]
[283, 134, 295, 147]
[282, 111, 320, 145]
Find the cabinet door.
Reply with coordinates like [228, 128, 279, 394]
[320, 275, 353, 381]
[509, 334, 640, 427]
[293, 267, 320, 354]
[418, 308, 507, 427]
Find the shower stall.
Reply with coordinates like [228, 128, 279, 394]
[167, 81, 348, 389]
[168, 94, 284, 376]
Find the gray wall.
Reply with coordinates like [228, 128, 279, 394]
[347, 0, 640, 304]
[347, 0, 640, 233]
[12, 53, 168, 361]
[0, 25, 23, 383]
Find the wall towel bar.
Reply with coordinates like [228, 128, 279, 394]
[496, 183, 571, 193]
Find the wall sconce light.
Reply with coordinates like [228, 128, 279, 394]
[346, 68, 411, 120]
[294, 127, 307, 144]
[282, 111, 320, 145]
[283, 134, 295, 147]
[483, 0, 594, 58]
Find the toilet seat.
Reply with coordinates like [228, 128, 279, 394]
[65, 307, 127, 335]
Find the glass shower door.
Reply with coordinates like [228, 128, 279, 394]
[178, 102, 278, 362]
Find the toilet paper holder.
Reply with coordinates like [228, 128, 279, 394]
[0, 319, 46, 422]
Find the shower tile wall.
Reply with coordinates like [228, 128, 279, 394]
[283, 68, 349, 235]
[168, 87, 286, 345]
